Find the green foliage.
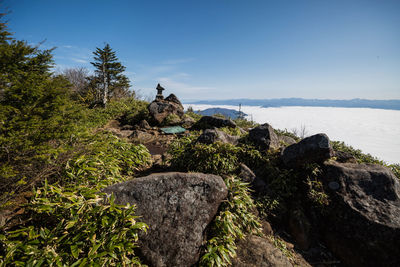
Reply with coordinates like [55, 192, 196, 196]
[185, 111, 202, 122]
[64, 132, 152, 187]
[255, 196, 280, 219]
[90, 43, 131, 104]
[163, 113, 181, 126]
[0, 134, 151, 266]
[304, 164, 329, 207]
[233, 118, 259, 129]
[0, 17, 86, 200]
[268, 235, 294, 260]
[331, 141, 384, 164]
[168, 136, 266, 176]
[218, 126, 244, 137]
[274, 129, 301, 142]
[0, 183, 147, 266]
[390, 164, 400, 180]
[200, 176, 262, 267]
[213, 113, 226, 119]
[84, 97, 148, 128]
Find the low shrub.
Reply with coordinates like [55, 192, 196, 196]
[0, 133, 152, 266]
[168, 137, 267, 176]
[200, 176, 262, 266]
[331, 141, 384, 165]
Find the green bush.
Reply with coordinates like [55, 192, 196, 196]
[84, 98, 149, 128]
[274, 129, 301, 142]
[185, 111, 202, 122]
[0, 183, 147, 266]
[390, 164, 400, 179]
[168, 137, 267, 176]
[163, 113, 181, 126]
[0, 133, 152, 266]
[200, 176, 262, 266]
[331, 140, 386, 164]
[233, 118, 259, 129]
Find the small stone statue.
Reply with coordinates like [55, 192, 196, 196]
[156, 83, 165, 100]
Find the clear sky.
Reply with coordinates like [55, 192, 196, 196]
[3, 0, 400, 101]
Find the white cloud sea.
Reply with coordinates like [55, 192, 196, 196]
[183, 104, 400, 164]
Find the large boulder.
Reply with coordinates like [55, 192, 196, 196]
[148, 94, 184, 125]
[196, 128, 239, 145]
[103, 172, 228, 267]
[249, 123, 279, 150]
[321, 162, 400, 267]
[278, 135, 297, 147]
[281, 133, 333, 168]
[191, 115, 236, 130]
[232, 235, 293, 267]
[181, 115, 196, 128]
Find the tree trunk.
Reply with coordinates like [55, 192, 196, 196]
[102, 62, 108, 107]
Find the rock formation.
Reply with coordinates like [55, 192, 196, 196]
[249, 123, 279, 151]
[103, 172, 228, 267]
[147, 85, 184, 125]
[281, 133, 333, 167]
[321, 162, 400, 267]
[196, 128, 239, 145]
[191, 115, 237, 129]
[233, 235, 294, 267]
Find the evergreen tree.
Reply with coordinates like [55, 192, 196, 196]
[90, 43, 131, 106]
[0, 11, 79, 191]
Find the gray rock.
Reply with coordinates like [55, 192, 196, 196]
[139, 119, 151, 130]
[288, 207, 311, 250]
[103, 172, 228, 267]
[278, 135, 297, 146]
[196, 128, 239, 145]
[249, 123, 279, 150]
[121, 124, 134, 130]
[129, 130, 155, 143]
[281, 133, 333, 168]
[164, 93, 182, 105]
[233, 235, 293, 267]
[192, 116, 236, 130]
[321, 162, 400, 267]
[239, 163, 256, 183]
[148, 94, 184, 125]
[181, 115, 196, 128]
[334, 150, 357, 163]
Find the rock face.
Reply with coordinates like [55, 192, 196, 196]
[232, 235, 293, 267]
[334, 150, 357, 163]
[139, 119, 151, 130]
[103, 172, 228, 267]
[196, 128, 239, 145]
[239, 163, 256, 183]
[148, 94, 184, 125]
[288, 207, 311, 250]
[278, 135, 297, 146]
[321, 162, 400, 267]
[191, 115, 236, 130]
[181, 115, 195, 128]
[249, 123, 279, 150]
[281, 133, 333, 168]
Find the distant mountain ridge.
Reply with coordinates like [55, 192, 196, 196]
[186, 98, 400, 110]
[195, 108, 247, 119]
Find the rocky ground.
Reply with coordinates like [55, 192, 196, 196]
[23, 92, 398, 267]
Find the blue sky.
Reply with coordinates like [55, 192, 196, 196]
[4, 0, 400, 100]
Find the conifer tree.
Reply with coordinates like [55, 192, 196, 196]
[0, 10, 80, 193]
[90, 43, 131, 106]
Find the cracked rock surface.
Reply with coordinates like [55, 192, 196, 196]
[104, 172, 228, 267]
